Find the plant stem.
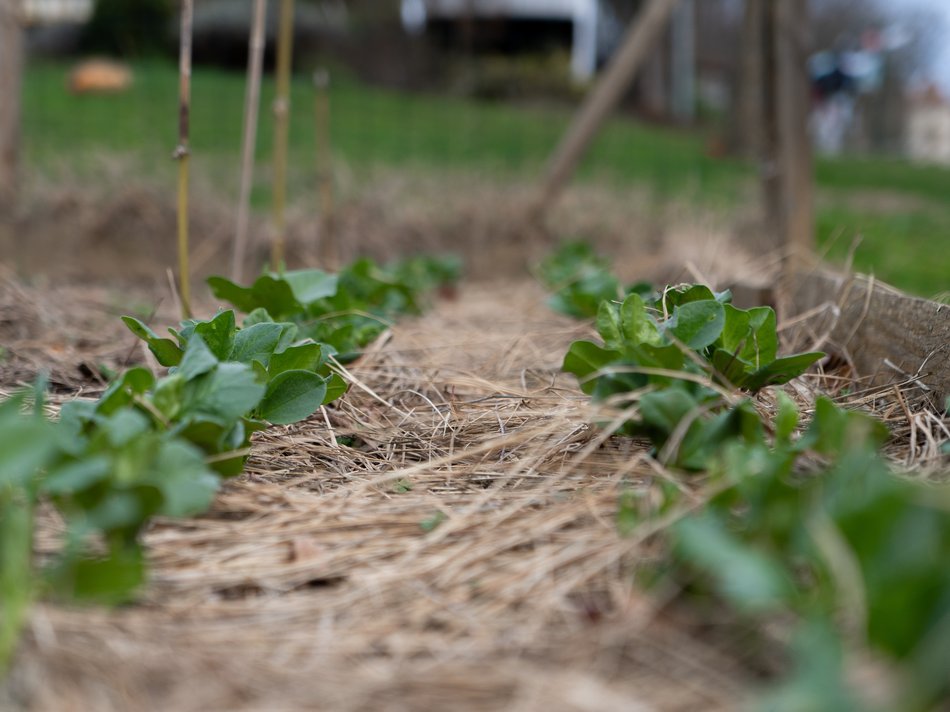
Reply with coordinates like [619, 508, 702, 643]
[231, 0, 267, 283]
[175, 0, 194, 319]
[272, 0, 295, 272]
[0, 486, 34, 675]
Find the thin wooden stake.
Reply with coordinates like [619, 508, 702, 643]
[271, 0, 295, 272]
[0, 0, 24, 213]
[313, 68, 336, 268]
[175, 0, 194, 319]
[231, 0, 268, 282]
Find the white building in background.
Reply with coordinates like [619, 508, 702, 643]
[400, 0, 621, 81]
[22, 0, 93, 25]
[906, 85, 950, 165]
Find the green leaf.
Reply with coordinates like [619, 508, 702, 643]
[720, 305, 778, 369]
[743, 352, 824, 391]
[121, 316, 182, 367]
[665, 300, 725, 350]
[147, 439, 220, 518]
[242, 307, 274, 327]
[259, 370, 328, 425]
[562, 341, 623, 396]
[0, 401, 56, 488]
[178, 333, 218, 381]
[775, 391, 799, 445]
[268, 342, 322, 377]
[152, 374, 185, 420]
[639, 389, 697, 436]
[54, 542, 146, 605]
[98, 408, 150, 447]
[184, 363, 267, 424]
[193, 310, 236, 361]
[322, 373, 349, 404]
[230, 322, 283, 366]
[674, 511, 793, 613]
[596, 301, 623, 348]
[42, 456, 111, 495]
[280, 269, 339, 304]
[620, 293, 663, 347]
[208, 275, 302, 320]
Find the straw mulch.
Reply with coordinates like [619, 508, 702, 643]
[3, 271, 948, 711]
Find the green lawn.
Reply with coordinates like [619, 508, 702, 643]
[21, 60, 950, 296]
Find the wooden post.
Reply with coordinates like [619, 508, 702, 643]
[534, 0, 681, 216]
[775, 0, 813, 265]
[175, 0, 194, 319]
[743, 0, 813, 262]
[271, 0, 294, 271]
[231, 0, 267, 282]
[313, 68, 336, 269]
[0, 0, 24, 213]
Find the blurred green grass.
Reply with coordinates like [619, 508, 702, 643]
[21, 60, 950, 296]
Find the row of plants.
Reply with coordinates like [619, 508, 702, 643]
[543, 242, 950, 710]
[0, 254, 460, 673]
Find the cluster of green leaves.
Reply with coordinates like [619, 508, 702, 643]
[539, 243, 950, 708]
[562, 284, 823, 469]
[665, 398, 950, 711]
[537, 241, 629, 319]
[0, 306, 350, 669]
[207, 255, 461, 361]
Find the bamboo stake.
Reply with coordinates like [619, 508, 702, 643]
[0, 0, 24, 213]
[313, 68, 336, 268]
[231, 0, 268, 282]
[271, 0, 295, 272]
[175, 0, 194, 319]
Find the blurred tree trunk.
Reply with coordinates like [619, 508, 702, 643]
[742, 0, 813, 260]
[0, 0, 24, 212]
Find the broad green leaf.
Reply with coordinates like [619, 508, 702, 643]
[280, 269, 339, 304]
[743, 352, 824, 391]
[152, 374, 185, 420]
[661, 284, 729, 311]
[562, 341, 623, 396]
[42, 456, 111, 495]
[775, 391, 799, 445]
[0, 486, 34, 670]
[96, 366, 154, 418]
[53, 542, 146, 605]
[0, 399, 56, 488]
[230, 322, 283, 366]
[596, 301, 623, 348]
[269, 342, 323, 377]
[121, 316, 182, 367]
[147, 439, 220, 518]
[184, 363, 267, 424]
[720, 305, 778, 370]
[639, 388, 697, 436]
[799, 397, 889, 456]
[98, 408, 150, 448]
[208, 275, 302, 320]
[674, 511, 793, 612]
[178, 334, 218, 381]
[193, 310, 236, 361]
[620, 293, 662, 347]
[665, 300, 725, 350]
[322, 373, 349, 404]
[242, 307, 274, 327]
[259, 370, 328, 425]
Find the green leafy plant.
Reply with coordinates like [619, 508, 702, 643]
[562, 284, 823, 469]
[539, 243, 950, 708]
[536, 240, 624, 319]
[207, 255, 460, 361]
